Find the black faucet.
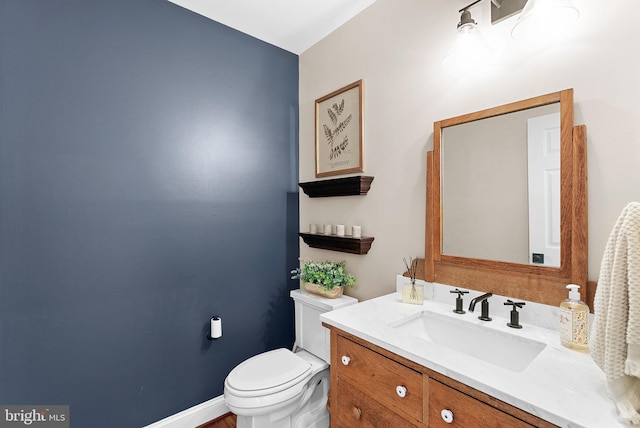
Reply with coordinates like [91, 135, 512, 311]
[468, 292, 493, 321]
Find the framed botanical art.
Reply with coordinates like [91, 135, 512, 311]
[315, 80, 364, 177]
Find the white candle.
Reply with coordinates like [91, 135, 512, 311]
[309, 224, 317, 233]
[324, 224, 332, 235]
[336, 224, 345, 236]
[352, 225, 362, 238]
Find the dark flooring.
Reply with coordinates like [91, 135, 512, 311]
[196, 412, 236, 428]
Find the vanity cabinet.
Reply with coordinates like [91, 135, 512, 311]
[328, 327, 557, 428]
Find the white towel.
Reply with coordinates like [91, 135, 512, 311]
[591, 202, 640, 424]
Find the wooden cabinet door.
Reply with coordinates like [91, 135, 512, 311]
[335, 334, 423, 423]
[336, 377, 422, 428]
[428, 379, 534, 428]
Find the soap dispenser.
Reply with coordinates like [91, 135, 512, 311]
[559, 284, 589, 351]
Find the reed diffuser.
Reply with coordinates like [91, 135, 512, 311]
[401, 256, 424, 305]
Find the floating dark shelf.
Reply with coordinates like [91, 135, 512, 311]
[299, 233, 374, 255]
[299, 176, 374, 198]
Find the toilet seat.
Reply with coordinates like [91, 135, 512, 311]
[225, 348, 312, 398]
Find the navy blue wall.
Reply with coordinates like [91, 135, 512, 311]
[0, 1, 299, 426]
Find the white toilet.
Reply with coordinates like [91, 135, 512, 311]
[224, 289, 357, 428]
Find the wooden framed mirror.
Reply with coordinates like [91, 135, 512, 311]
[423, 89, 588, 306]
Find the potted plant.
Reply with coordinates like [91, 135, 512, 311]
[291, 259, 356, 298]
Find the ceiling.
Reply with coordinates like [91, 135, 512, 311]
[167, 0, 377, 55]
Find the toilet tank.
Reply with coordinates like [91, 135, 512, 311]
[290, 289, 357, 364]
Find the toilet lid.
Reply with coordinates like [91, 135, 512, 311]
[226, 348, 312, 394]
[226, 348, 311, 392]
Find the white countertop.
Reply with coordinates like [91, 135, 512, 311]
[320, 286, 626, 428]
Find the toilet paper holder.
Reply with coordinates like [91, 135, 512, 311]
[207, 316, 222, 340]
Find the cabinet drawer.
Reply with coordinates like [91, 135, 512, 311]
[429, 379, 533, 428]
[336, 334, 423, 422]
[336, 377, 421, 428]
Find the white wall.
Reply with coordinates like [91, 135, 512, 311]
[299, 0, 640, 301]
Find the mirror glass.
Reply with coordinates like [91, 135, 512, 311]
[441, 103, 561, 267]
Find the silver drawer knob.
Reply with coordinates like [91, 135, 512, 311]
[396, 385, 407, 398]
[341, 356, 351, 366]
[441, 409, 454, 423]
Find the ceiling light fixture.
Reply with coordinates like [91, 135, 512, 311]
[444, 0, 580, 68]
[443, 0, 493, 70]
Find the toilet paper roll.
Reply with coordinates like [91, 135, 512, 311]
[210, 317, 222, 339]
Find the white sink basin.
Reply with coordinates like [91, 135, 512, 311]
[392, 310, 546, 372]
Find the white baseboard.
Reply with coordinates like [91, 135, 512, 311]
[143, 395, 229, 428]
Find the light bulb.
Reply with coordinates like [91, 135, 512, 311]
[444, 21, 493, 70]
[512, 0, 579, 40]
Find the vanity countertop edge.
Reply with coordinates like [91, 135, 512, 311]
[320, 291, 625, 428]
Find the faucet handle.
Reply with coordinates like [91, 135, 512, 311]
[450, 289, 469, 314]
[504, 300, 526, 328]
[504, 299, 525, 309]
